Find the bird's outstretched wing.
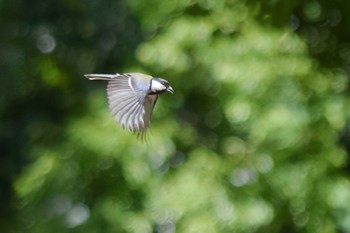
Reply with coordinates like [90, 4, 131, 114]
[137, 94, 158, 139]
[85, 73, 157, 137]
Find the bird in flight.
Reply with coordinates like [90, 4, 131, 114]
[84, 73, 174, 139]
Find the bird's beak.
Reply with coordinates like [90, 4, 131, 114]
[167, 86, 174, 94]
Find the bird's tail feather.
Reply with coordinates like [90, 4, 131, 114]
[84, 73, 121, 80]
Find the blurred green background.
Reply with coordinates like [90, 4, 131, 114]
[2, 0, 350, 232]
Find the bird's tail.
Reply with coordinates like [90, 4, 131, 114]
[84, 73, 121, 80]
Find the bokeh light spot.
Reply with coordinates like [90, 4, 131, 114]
[37, 33, 56, 54]
[65, 203, 90, 228]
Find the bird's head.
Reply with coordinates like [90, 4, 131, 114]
[150, 78, 174, 94]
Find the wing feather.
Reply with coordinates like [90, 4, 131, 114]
[142, 94, 158, 130]
[131, 101, 146, 131]
[106, 76, 157, 135]
[119, 97, 141, 130]
[125, 100, 143, 130]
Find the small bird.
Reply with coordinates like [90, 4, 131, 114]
[84, 73, 174, 138]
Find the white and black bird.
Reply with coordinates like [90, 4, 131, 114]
[84, 73, 174, 138]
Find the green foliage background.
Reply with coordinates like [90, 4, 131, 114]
[1, 0, 350, 232]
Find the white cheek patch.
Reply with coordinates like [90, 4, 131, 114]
[151, 80, 166, 92]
